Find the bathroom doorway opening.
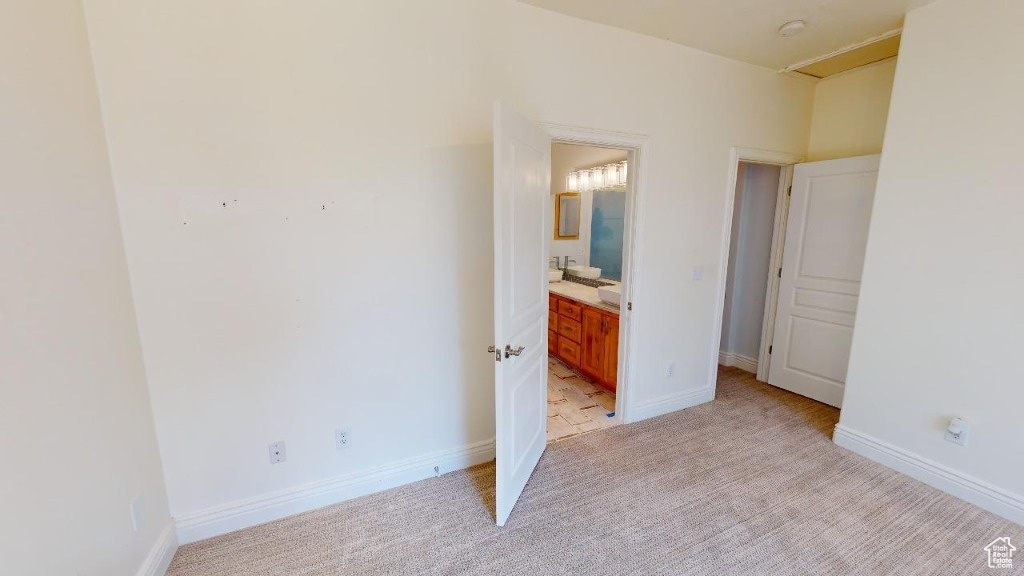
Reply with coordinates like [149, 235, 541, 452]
[542, 127, 646, 443]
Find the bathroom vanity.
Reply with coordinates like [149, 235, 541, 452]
[548, 283, 619, 392]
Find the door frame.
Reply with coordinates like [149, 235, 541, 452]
[711, 148, 802, 391]
[755, 163, 794, 382]
[542, 123, 649, 424]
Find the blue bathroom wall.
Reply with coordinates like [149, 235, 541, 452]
[590, 190, 626, 281]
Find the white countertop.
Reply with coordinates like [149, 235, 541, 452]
[548, 278, 621, 315]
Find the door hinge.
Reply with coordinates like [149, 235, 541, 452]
[778, 267, 782, 278]
[627, 301, 633, 311]
[769, 345, 773, 354]
[487, 345, 501, 362]
[787, 185, 792, 197]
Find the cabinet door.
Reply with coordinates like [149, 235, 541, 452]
[602, 314, 619, 392]
[579, 307, 605, 381]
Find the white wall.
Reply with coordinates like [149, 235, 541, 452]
[838, 0, 1024, 524]
[550, 143, 627, 266]
[720, 163, 780, 363]
[807, 58, 896, 162]
[82, 0, 814, 538]
[0, 1, 173, 573]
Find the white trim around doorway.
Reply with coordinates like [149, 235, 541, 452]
[542, 123, 649, 425]
[711, 147, 802, 395]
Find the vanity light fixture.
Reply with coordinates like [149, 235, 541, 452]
[566, 171, 580, 192]
[578, 169, 592, 192]
[566, 160, 629, 192]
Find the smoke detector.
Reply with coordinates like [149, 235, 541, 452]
[778, 20, 807, 38]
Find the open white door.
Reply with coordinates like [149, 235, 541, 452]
[768, 155, 879, 407]
[492, 101, 551, 526]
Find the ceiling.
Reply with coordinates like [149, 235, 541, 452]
[519, 0, 936, 70]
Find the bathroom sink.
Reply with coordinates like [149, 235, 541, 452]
[548, 269, 564, 282]
[597, 284, 621, 306]
[567, 265, 601, 279]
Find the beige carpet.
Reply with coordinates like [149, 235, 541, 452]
[168, 368, 1022, 575]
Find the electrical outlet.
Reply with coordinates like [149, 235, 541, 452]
[667, 363, 675, 378]
[268, 441, 287, 464]
[335, 427, 352, 450]
[129, 496, 143, 533]
[944, 417, 969, 446]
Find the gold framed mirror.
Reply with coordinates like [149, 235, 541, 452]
[555, 192, 581, 239]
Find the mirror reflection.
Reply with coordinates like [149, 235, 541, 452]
[555, 193, 581, 239]
[550, 144, 628, 281]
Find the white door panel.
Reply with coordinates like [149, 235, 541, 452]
[493, 100, 550, 526]
[768, 155, 879, 408]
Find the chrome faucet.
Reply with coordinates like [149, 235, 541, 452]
[563, 258, 577, 279]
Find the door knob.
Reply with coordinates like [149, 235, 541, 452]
[504, 345, 525, 358]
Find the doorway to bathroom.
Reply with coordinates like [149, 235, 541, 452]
[545, 142, 629, 443]
[491, 102, 647, 525]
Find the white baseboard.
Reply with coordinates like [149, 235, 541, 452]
[628, 386, 714, 422]
[833, 424, 1024, 526]
[718, 351, 758, 374]
[175, 438, 495, 544]
[136, 522, 178, 576]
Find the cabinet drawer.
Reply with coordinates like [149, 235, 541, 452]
[557, 337, 581, 366]
[558, 317, 582, 343]
[548, 310, 558, 331]
[557, 299, 583, 322]
[548, 330, 557, 354]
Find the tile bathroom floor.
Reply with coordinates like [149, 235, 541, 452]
[547, 356, 617, 443]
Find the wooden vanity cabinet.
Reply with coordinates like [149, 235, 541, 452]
[580, 308, 618, 392]
[549, 293, 619, 392]
[548, 299, 558, 354]
[579, 308, 604, 380]
[602, 315, 619, 392]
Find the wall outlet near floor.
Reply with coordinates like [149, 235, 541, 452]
[667, 363, 675, 378]
[335, 427, 352, 450]
[944, 417, 969, 446]
[268, 441, 287, 464]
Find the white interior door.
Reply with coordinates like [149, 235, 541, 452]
[768, 155, 880, 407]
[492, 101, 550, 526]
